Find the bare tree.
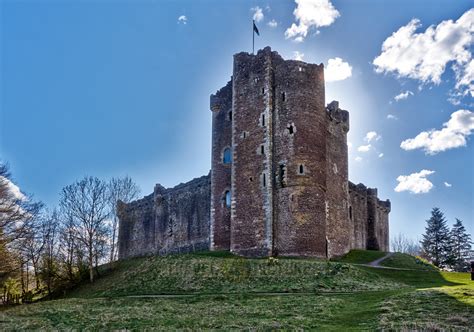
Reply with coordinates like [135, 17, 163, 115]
[391, 233, 421, 256]
[59, 176, 109, 283]
[40, 209, 59, 297]
[107, 176, 140, 262]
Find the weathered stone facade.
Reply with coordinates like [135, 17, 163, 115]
[118, 47, 391, 260]
[118, 174, 210, 259]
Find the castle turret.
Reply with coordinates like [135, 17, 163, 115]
[210, 80, 233, 251]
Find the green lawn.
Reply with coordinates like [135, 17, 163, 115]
[333, 249, 387, 264]
[1, 250, 472, 330]
[380, 252, 438, 271]
[65, 253, 402, 298]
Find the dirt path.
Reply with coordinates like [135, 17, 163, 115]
[367, 252, 395, 268]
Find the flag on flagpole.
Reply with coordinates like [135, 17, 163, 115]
[253, 21, 260, 36]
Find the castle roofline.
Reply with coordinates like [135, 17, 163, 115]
[234, 46, 324, 68]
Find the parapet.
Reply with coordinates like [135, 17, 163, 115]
[326, 100, 349, 132]
[210, 79, 232, 112]
[377, 199, 391, 212]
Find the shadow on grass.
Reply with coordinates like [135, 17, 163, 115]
[360, 266, 463, 288]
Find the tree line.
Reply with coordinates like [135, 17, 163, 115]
[0, 162, 140, 303]
[391, 207, 472, 272]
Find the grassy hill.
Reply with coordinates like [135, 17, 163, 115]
[1, 251, 472, 330]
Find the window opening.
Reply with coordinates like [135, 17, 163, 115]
[279, 164, 286, 187]
[224, 191, 231, 208]
[223, 148, 232, 164]
[299, 164, 304, 174]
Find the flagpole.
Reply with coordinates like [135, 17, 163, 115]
[252, 20, 255, 54]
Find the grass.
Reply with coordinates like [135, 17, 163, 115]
[380, 252, 437, 271]
[0, 250, 472, 330]
[65, 253, 403, 298]
[333, 249, 387, 264]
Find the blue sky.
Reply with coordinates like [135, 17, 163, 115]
[1, 0, 472, 241]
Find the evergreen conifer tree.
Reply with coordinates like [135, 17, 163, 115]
[448, 218, 472, 271]
[421, 208, 451, 267]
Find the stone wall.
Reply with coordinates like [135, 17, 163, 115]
[231, 49, 273, 257]
[348, 182, 391, 252]
[118, 174, 211, 259]
[326, 101, 351, 257]
[210, 80, 233, 251]
[271, 51, 328, 257]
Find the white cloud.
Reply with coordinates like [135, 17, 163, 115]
[347, 142, 353, 149]
[285, 0, 340, 42]
[355, 156, 363, 162]
[394, 90, 414, 101]
[387, 114, 398, 120]
[378, 153, 384, 158]
[0, 176, 26, 201]
[268, 19, 278, 28]
[365, 131, 381, 143]
[373, 9, 474, 99]
[293, 51, 305, 61]
[395, 169, 435, 194]
[400, 109, 474, 154]
[357, 144, 371, 152]
[444, 181, 452, 187]
[177, 15, 187, 24]
[251, 6, 264, 23]
[325, 57, 352, 82]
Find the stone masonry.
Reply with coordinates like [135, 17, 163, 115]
[118, 47, 391, 260]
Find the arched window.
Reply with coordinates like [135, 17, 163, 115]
[224, 191, 231, 208]
[223, 148, 232, 164]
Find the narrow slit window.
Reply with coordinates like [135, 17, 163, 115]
[261, 87, 265, 94]
[299, 164, 304, 174]
[349, 206, 353, 220]
[228, 111, 232, 121]
[223, 148, 232, 164]
[279, 164, 286, 187]
[263, 173, 266, 187]
[261, 114, 266, 126]
[260, 145, 264, 155]
[282, 92, 286, 102]
[224, 191, 231, 208]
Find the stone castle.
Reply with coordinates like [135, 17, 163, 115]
[118, 47, 390, 260]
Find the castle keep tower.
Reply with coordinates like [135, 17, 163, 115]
[117, 47, 390, 260]
[210, 47, 363, 258]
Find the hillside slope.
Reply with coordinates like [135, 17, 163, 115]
[66, 252, 403, 298]
[1, 251, 472, 331]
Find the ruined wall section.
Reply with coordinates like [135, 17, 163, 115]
[118, 174, 211, 259]
[348, 182, 368, 250]
[375, 199, 391, 252]
[210, 80, 233, 251]
[272, 55, 328, 257]
[231, 48, 273, 257]
[348, 183, 390, 251]
[118, 194, 156, 259]
[325, 101, 350, 257]
[154, 174, 211, 254]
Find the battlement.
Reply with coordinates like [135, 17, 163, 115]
[326, 100, 350, 132]
[210, 80, 232, 112]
